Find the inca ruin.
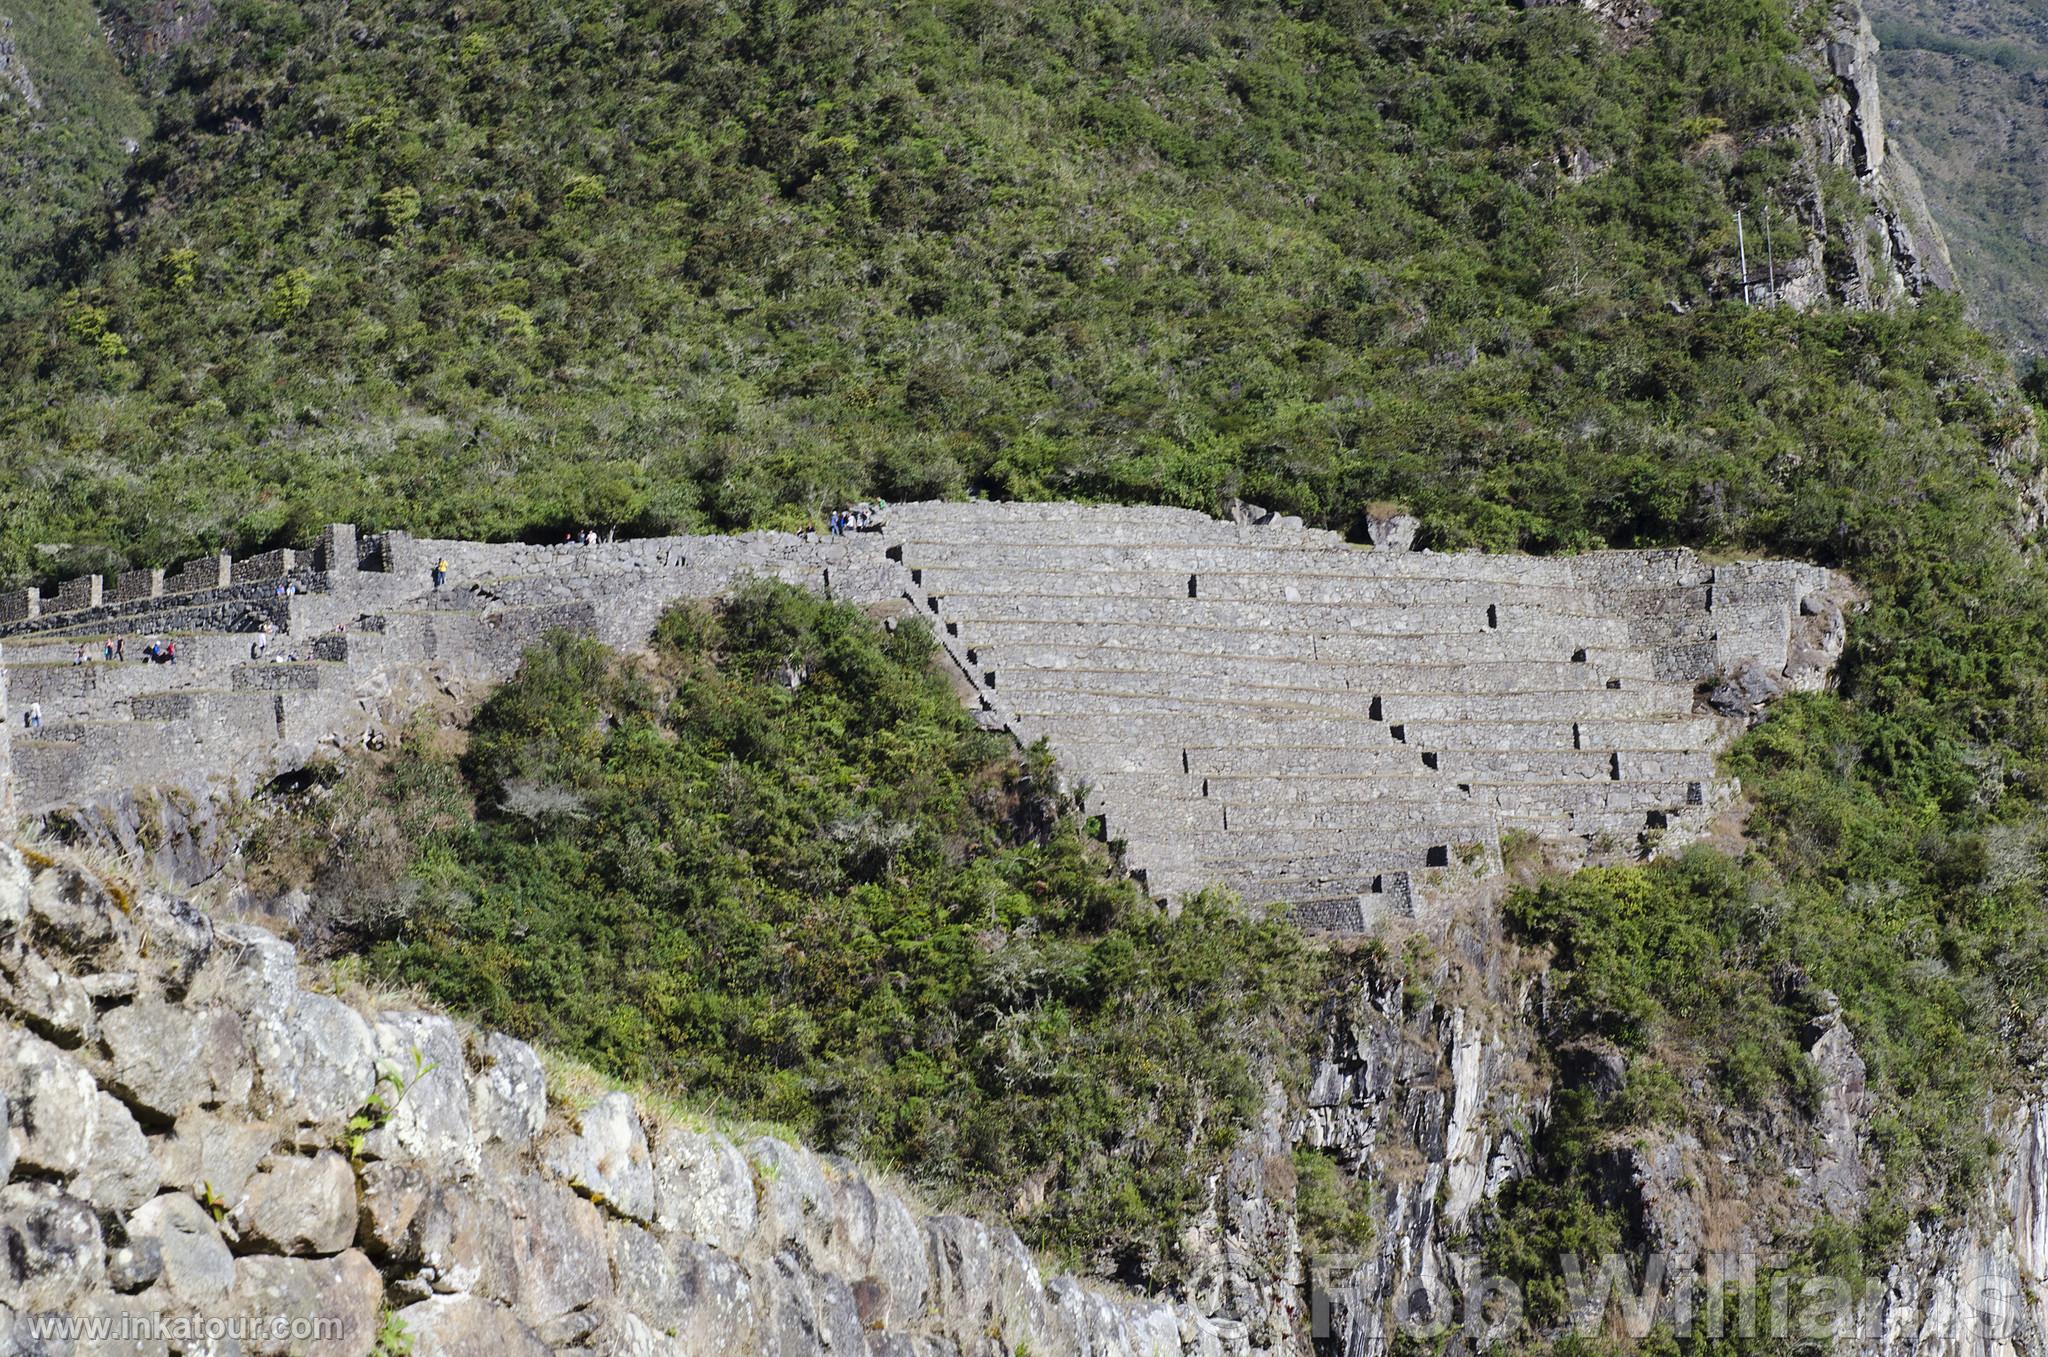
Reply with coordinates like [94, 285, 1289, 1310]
[0, 503, 1848, 923]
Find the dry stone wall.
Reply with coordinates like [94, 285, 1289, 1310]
[0, 504, 1845, 922]
[0, 841, 1223, 1357]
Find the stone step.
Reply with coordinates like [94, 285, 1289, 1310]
[956, 618, 1594, 665]
[912, 564, 1672, 617]
[1086, 770, 1455, 806]
[1400, 716, 1725, 751]
[989, 650, 1628, 694]
[1128, 821, 1498, 867]
[1053, 742, 1434, 778]
[1005, 685, 1689, 725]
[932, 591, 1636, 644]
[896, 538, 1583, 586]
[1104, 794, 1483, 836]
[1435, 748, 1717, 781]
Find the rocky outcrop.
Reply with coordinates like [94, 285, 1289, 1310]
[1811, 2, 1956, 305]
[0, 840, 1234, 1356]
[0, 17, 39, 113]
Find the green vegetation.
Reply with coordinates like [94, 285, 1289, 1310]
[0, 2, 149, 311]
[0, 0, 1968, 584]
[256, 582, 1316, 1277]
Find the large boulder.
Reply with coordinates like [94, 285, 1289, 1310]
[408, 1183, 519, 1299]
[0, 937, 97, 1046]
[26, 860, 137, 969]
[545, 1092, 655, 1224]
[746, 1137, 834, 1257]
[651, 1126, 757, 1253]
[826, 1170, 930, 1330]
[229, 1152, 359, 1256]
[127, 1191, 235, 1311]
[508, 1176, 613, 1328]
[398, 1295, 549, 1357]
[469, 1031, 546, 1149]
[270, 992, 377, 1129]
[79, 1091, 159, 1215]
[99, 999, 249, 1122]
[155, 1109, 277, 1205]
[0, 1182, 104, 1314]
[135, 892, 215, 998]
[2, 1028, 97, 1177]
[363, 1012, 477, 1173]
[229, 1249, 383, 1357]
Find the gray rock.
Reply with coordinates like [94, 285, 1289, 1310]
[229, 1249, 383, 1357]
[924, 1213, 1053, 1351]
[26, 861, 137, 969]
[267, 992, 375, 1129]
[229, 1151, 358, 1256]
[70, 1287, 173, 1357]
[410, 1184, 518, 1298]
[469, 1031, 545, 1148]
[1368, 514, 1420, 552]
[1708, 658, 1785, 718]
[99, 999, 212, 1122]
[747, 1136, 833, 1257]
[135, 893, 214, 999]
[398, 1295, 549, 1357]
[665, 1239, 761, 1354]
[651, 1125, 757, 1253]
[0, 846, 29, 930]
[546, 1092, 655, 1223]
[154, 1109, 277, 1206]
[196, 922, 298, 1020]
[508, 1177, 612, 1327]
[827, 1170, 930, 1329]
[363, 1012, 477, 1173]
[0, 938, 97, 1045]
[108, 1236, 164, 1293]
[357, 1160, 430, 1259]
[0, 1183, 104, 1313]
[80, 1091, 160, 1214]
[2, 1027, 98, 1176]
[127, 1191, 235, 1309]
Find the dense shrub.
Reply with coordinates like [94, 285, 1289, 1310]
[324, 584, 1318, 1277]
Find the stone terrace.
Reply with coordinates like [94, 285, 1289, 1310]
[0, 504, 1845, 927]
[879, 503, 1845, 926]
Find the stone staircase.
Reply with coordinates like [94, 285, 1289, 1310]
[0, 503, 1844, 929]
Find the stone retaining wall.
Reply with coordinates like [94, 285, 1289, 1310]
[0, 503, 1848, 924]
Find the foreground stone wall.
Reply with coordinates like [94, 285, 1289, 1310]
[0, 841, 1224, 1356]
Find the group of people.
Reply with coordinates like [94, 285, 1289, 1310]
[70, 636, 174, 665]
[563, 528, 603, 546]
[827, 501, 888, 535]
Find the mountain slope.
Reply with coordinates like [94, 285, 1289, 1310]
[1867, 0, 2048, 357]
[0, 0, 2024, 586]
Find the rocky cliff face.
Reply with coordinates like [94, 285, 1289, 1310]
[0, 840, 1242, 1357]
[1710, 0, 1958, 311]
[1194, 909, 2048, 1357]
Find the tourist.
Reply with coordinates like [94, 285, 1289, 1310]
[25, 702, 41, 730]
[432, 558, 449, 590]
[72, 645, 86, 666]
[103, 637, 114, 661]
[585, 528, 598, 547]
[115, 637, 124, 662]
[166, 640, 176, 664]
